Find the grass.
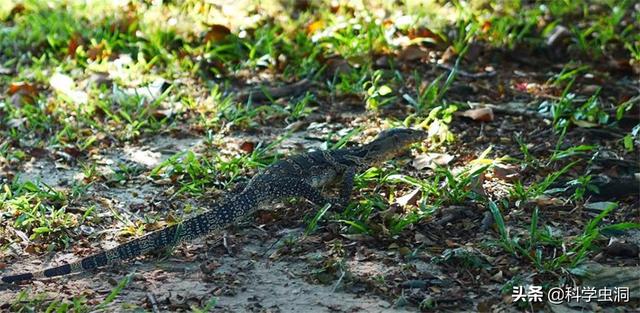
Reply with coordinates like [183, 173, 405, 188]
[489, 200, 640, 273]
[9, 274, 133, 312]
[1, 180, 79, 248]
[150, 132, 286, 195]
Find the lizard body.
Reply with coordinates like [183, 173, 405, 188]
[1, 128, 427, 283]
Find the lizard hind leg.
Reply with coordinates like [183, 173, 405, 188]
[268, 177, 332, 208]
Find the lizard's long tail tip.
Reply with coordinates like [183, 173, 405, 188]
[2, 262, 76, 284]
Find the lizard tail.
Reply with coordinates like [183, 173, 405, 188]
[1, 194, 253, 283]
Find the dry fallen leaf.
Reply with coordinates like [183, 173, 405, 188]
[470, 172, 486, 196]
[408, 27, 439, 41]
[440, 46, 457, 63]
[239, 141, 255, 154]
[67, 33, 82, 58]
[491, 164, 520, 182]
[396, 187, 422, 207]
[8, 81, 37, 96]
[7, 118, 25, 128]
[531, 195, 564, 207]
[546, 25, 571, 48]
[458, 107, 494, 122]
[324, 57, 352, 78]
[571, 118, 598, 128]
[87, 40, 110, 61]
[110, 15, 138, 34]
[204, 24, 231, 42]
[481, 21, 491, 33]
[8, 81, 38, 106]
[631, 58, 640, 75]
[0, 65, 12, 75]
[412, 153, 454, 170]
[50, 73, 88, 104]
[398, 45, 429, 62]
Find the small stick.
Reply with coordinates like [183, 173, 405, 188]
[237, 79, 313, 102]
[437, 63, 496, 79]
[146, 292, 159, 313]
[222, 233, 233, 255]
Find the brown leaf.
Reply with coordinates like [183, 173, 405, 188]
[256, 211, 275, 224]
[204, 24, 231, 42]
[63, 146, 83, 158]
[440, 46, 457, 63]
[87, 40, 109, 61]
[25, 244, 43, 254]
[531, 195, 564, 207]
[481, 21, 491, 33]
[28, 147, 49, 158]
[110, 3, 138, 34]
[408, 27, 440, 42]
[492, 164, 520, 182]
[8, 82, 38, 106]
[239, 141, 255, 154]
[398, 45, 428, 62]
[152, 108, 174, 119]
[8, 82, 37, 96]
[324, 57, 352, 78]
[398, 246, 412, 256]
[459, 107, 494, 122]
[110, 15, 138, 34]
[67, 33, 83, 58]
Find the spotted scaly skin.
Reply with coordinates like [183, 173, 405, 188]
[1, 128, 427, 283]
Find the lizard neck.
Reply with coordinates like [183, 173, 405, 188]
[343, 144, 399, 168]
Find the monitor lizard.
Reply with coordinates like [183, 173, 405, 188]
[1, 128, 427, 283]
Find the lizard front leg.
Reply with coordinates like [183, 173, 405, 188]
[334, 167, 355, 210]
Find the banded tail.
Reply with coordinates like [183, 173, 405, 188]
[1, 193, 254, 283]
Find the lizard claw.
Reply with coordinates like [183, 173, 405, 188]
[328, 198, 346, 211]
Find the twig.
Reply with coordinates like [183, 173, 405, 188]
[261, 236, 283, 258]
[237, 79, 314, 103]
[332, 269, 346, 292]
[437, 63, 496, 79]
[222, 232, 233, 255]
[146, 292, 159, 313]
[468, 101, 552, 120]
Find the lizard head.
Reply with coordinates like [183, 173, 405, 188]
[357, 128, 427, 164]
